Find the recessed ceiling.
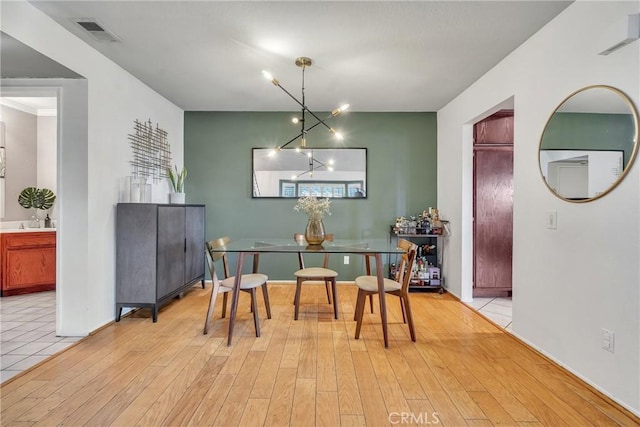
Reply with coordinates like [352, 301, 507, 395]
[26, 1, 573, 112]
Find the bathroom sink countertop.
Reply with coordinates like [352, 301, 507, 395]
[0, 228, 56, 234]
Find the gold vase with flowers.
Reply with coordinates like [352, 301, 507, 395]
[294, 195, 331, 246]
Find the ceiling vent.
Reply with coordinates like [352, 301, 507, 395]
[73, 18, 120, 42]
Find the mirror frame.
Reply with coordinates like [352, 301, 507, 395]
[252, 147, 368, 199]
[538, 85, 639, 203]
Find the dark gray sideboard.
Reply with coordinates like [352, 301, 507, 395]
[116, 203, 205, 322]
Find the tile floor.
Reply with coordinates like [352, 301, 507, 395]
[464, 296, 513, 332]
[0, 291, 82, 383]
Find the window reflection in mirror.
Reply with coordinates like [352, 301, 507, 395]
[252, 148, 367, 198]
[539, 85, 639, 202]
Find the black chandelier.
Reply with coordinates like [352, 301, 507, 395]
[262, 56, 349, 150]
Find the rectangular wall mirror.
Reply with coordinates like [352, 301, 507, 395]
[252, 148, 367, 198]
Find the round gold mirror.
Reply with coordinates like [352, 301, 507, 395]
[539, 85, 639, 202]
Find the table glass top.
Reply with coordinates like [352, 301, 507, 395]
[207, 238, 405, 254]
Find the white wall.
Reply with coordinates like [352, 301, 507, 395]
[1, 1, 184, 335]
[37, 114, 57, 200]
[438, 1, 639, 414]
[0, 105, 37, 221]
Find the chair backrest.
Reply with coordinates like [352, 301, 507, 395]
[293, 233, 334, 269]
[293, 233, 334, 242]
[396, 238, 418, 293]
[206, 236, 231, 278]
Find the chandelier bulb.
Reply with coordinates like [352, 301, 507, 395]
[301, 137, 306, 148]
[261, 70, 279, 86]
[329, 128, 344, 140]
[292, 117, 299, 124]
[332, 103, 351, 117]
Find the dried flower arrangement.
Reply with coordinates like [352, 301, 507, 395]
[294, 195, 331, 221]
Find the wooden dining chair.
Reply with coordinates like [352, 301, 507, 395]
[353, 253, 380, 320]
[293, 233, 339, 320]
[353, 239, 418, 341]
[203, 236, 271, 338]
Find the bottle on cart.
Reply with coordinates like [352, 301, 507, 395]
[389, 263, 397, 279]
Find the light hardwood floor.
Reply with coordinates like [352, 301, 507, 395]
[1, 283, 637, 426]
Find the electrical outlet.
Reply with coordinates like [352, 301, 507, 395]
[602, 328, 615, 353]
[343, 256, 350, 265]
[547, 211, 557, 229]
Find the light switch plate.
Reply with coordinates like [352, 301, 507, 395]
[602, 328, 615, 353]
[547, 211, 557, 230]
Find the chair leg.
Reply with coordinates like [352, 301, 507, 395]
[355, 290, 371, 321]
[331, 278, 339, 319]
[402, 294, 416, 342]
[261, 282, 272, 319]
[354, 289, 367, 339]
[354, 288, 363, 321]
[294, 278, 303, 320]
[325, 279, 332, 304]
[203, 280, 222, 334]
[221, 292, 228, 318]
[250, 288, 261, 337]
[293, 279, 301, 305]
[400, 297, 407, 324]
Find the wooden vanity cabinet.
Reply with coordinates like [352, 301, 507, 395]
[1, 231, 57, 296]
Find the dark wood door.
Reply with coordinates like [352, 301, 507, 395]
[473, 147, 513, 297]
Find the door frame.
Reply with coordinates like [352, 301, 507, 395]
[461, 97, 515, 302]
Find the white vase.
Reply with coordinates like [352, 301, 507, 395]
[169, 192, 185, 204]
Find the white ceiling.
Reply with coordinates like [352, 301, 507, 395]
[27, 1, 573, 112]
[0, 97, 57, 115]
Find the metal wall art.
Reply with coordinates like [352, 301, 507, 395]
[127, 119, 171, 182]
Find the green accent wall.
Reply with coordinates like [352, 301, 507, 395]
[542, 112, 635, 167]
[184, 112, 437, 280]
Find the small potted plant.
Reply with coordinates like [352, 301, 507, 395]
[18, 187, 56, 228]
[167, 165, 187, 204]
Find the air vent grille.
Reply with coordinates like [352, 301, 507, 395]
[73, 18, 119, 42]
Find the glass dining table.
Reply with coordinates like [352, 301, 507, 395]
[208, 238, 406, 347]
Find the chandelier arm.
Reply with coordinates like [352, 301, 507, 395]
[279, 132, 305, 150]
[302, 108, 333, 132]
[295, 169, 312, 179]
[302, 112, 339, 134]
[273, 83, 334, 132]
[312, 159, 327, 169]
